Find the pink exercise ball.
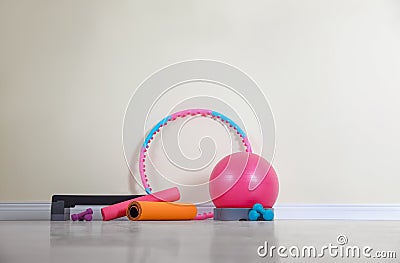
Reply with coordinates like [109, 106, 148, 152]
[209, 152, 279, 208]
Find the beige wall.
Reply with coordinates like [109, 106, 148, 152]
[1, 0, 400, 203]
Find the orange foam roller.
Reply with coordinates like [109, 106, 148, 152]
[101, 187, 180, 221]
[126, 201, 197, 221]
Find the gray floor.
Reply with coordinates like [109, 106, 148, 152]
[0, 220, 399, 263]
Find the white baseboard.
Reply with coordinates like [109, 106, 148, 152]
[0, 203, 51, 221]
[274, 204, 400, 220]
[1, 203, 400, 221]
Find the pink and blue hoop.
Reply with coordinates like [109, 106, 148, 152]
[139, 109, 252, 195]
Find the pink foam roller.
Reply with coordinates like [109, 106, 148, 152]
[101, 187, 181, 221]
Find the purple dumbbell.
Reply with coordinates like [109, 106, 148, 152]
[83, 214, 92, 221]
[78, 214, 92, 221]
[71, 208, 93, 221]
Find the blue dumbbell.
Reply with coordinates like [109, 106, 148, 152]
[248, 203, 274, 221]
[248, 209, 261, 221]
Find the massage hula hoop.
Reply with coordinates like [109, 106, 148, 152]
[139, 109, 252, 195]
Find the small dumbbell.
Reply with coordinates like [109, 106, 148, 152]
[78, 214, 93, 221]
[83, 214, 93, 221]
[248, 203, 274, 221]
[71, 208, 93, 221]
[248, 209, 261, 221]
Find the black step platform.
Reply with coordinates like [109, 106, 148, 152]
[51, 194, 143, 221]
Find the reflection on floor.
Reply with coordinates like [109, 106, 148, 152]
[0, 220, 399, 263]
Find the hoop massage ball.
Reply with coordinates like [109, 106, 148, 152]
[139, 109, 253, 219]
